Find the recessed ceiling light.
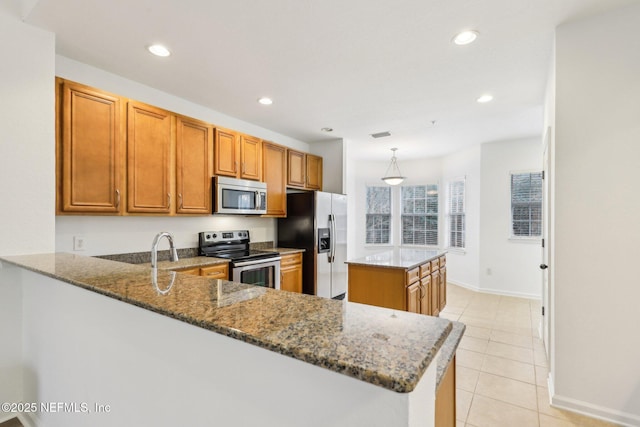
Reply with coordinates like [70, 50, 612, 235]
[147, 44, 171, 57]
[477, 94, 494, 103]
[321, 127, 333, 132]
[258, 97, 273, 105]
[452, 30, 479, 45]
[370, 131, 391, 139]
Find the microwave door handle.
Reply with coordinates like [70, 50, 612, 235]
[255, 191, 260, 210]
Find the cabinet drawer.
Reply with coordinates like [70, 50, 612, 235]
[176, 267, 200, 276]
[200, 264, 229, 279]
[406, 267, 420, 284]
[439, 256, 446, 267]
[420, 262, 431, 277]
[280, 252, 302, 267]
[431, 258, 440, 271]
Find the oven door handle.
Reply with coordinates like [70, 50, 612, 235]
[233, 257, 281, 268]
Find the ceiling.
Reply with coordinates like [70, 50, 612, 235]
[21, 0, 636, 161]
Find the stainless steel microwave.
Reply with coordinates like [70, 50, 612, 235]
[213, 176, 267, 215]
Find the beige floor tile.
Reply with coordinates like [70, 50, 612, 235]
[440, 311, 461, 321]
[464, 325, 491, 340]
[442, 305, 466, 315]
[466, 394, 539, 427]
[539, 414, 580, 426]
[534, 348, 549, 367]
[456, 388, 473, 422]
[458, 315, 496, 330]
[539, 410, 620, 427]
[485, 341, 534, 364]
[475, 372, 538, 410]
[490, 329, 533, 349]
[455, 420, 465, 427]
[462, 309, 497, 320]
[535, 365, 549, 387]
[456, 349, 485, 370]
[456, 366, 480, 392]
[480, 354, 536, 384]
[459, 336, 489, 353]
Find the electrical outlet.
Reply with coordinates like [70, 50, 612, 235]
[73, 236, 86, 251]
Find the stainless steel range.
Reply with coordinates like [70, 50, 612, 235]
[198, 230, 281, 289]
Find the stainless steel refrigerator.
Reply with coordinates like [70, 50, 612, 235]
[277, 191, 347, 299]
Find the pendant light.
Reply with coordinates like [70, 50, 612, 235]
[381, 148, 406, 186]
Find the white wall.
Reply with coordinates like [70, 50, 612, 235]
[309, 138, 346, 194]
[55, 56, 312, 255]
[0, 9, 55, 256]
[441, 146, 481, 290]
[552, 3, 640, 425]
[479, 138, 542, 298]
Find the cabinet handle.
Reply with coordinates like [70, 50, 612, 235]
[234, 161, 238, 173]
[178, 193, 183, 209]
[167, 193, 171, 208]
[115, 189, 120, 209]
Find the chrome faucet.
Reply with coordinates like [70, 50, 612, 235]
[151, 231, 179, 268]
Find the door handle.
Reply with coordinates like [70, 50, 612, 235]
[539, 264, 548, 270]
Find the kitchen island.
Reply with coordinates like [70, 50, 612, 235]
[347, 248, 447, 316]
[0, 252, 462, 427]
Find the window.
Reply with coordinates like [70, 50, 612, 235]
[365, 186, 391, 244]
[401, 185, 438, 245]
[511, 172, 542, 237]
[447, 178, 465, 249]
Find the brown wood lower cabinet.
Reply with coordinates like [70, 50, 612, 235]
[280, 252, 303, 293]
[348, 254, 446, 316]
[435, 356, 456, 427]
[176, 263, 229, 279]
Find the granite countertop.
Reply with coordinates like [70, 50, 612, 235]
[346, 248, 447, 270]
[1, 252, 452, 393]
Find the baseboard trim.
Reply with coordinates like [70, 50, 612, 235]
[550, 390, 640, 427]
[447, 280, 541, 300]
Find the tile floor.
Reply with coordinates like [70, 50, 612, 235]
[440, 284, 621, 427]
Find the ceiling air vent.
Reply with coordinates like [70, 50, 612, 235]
[370, 131, 391, 139]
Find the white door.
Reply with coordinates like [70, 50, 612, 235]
[541, 127, 551, 357]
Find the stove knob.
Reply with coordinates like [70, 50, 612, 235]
[206, 234, 211, 239]
[213, 234, 217, 239]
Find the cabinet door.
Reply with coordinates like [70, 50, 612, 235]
[420, 275, 432, 315]
[406, 282, 421, 314]
[439, 266, 447, 311]
[240, 134, 262, 180]
[59, 80, 123, 213]
[287, 150, 306, 187]
[176, 116, 212, 214]
[306, 154, 323, 190]
[281, 265, 303, 293]
[127, 102, 172, 213]
[262, 142, 287, 217]
[431, 271, 440, 316]
[214, 127, 239, 177]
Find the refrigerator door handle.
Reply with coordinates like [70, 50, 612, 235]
[329, 213, 336, 263]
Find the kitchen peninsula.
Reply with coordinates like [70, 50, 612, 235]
[0, 252, 462, 427]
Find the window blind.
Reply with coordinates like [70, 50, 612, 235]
[401, 185, 438, 245]
[448, 178, 465, 249]
[511, 172, 542, 237]
[365, 186, 391, 244]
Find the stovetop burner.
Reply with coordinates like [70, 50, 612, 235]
[198, 230, 279, 263]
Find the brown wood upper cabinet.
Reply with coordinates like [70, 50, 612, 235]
[214, 128, 262, 181]
[262, 141, 287, 217]
[127, 101, 173, 213]
[176, 116, 213, 214]
[287, 150, 323, 191]
[57, 79, 124, 214]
